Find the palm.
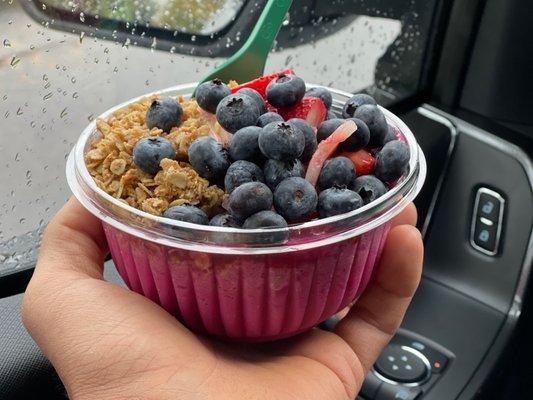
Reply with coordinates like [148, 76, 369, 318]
[22, 199, 422, 400]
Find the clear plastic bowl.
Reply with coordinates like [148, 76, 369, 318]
[66, 83, 426, 341]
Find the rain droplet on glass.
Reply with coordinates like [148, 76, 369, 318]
[60, 108, 68, 118]
[79, 31, 85, 43]
[43, 92, 53, 100]
[72, 92, 79, 99]
[10, 56, 21, 69]
[3, 39, 11, 47]
[16, 107, 23, 116]
[79, 12, 85, 22]
[71, 76, 76, 83]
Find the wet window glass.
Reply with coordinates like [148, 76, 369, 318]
[41, 0, 247, 35]
[1, 0, 438, 276]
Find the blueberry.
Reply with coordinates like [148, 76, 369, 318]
[229, 126, 263, 162]
[163, 205, 209, 225]
[318, 187, 363, 218]
[305, 87, 333, 109]
[287, 118, 317, 162]
[133, 136, 176, 175]
[237, 88, 267, 115]
[188, 136, 230, 183]
[257, 112, 284, 128]
[224, 160, 264, 194]
[340, 118, 370, 151]
[228, 182, 273, 222]
[326, 110, 337, 120]
[317, 119, 344, 142]
[196, 79, 231, 114]
[374, 140, 410, 182]
[383, 124, 397, 144]
[216, 93, 260, 133]
[274, 177, 318, 222]
[342, 93, 377, 119]
[266, 74, 306, 108]
[318, 156, 357, 191]
[352, 175, 388, 205]
[263, 159, 305, 191]
[259, 121, 305, 161]
[210, 213, 239, 227]
[146, 97, 183, 133]
[352, 104, 388, 148]
[243, 210, 288, 229]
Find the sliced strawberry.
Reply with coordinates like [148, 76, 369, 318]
[305, 120, 357, 186]
[231, 68, 295, 98]
[279, 97, 327, 128]
[340, 149, 376, 176]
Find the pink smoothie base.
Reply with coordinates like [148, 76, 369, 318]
[104, 221, 391, 341]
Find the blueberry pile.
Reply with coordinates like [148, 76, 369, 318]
[131, 71, 411, 232]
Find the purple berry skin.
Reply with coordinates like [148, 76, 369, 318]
[374, 140, 410, 182]
[228, 182, 273, 222]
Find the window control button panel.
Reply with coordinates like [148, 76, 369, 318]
[470, 187, 505, 256]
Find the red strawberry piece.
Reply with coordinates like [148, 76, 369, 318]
[339, 149, 376, 176]
[305, 120, 357, 186]
[231, 68, 295, 98]
[279, 97, 327, 128]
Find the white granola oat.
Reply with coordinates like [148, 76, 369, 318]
[110, 159, 127, 175]
[85, 95, 225, 216]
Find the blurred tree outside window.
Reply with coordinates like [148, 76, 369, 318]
[42, 0, 245, 34]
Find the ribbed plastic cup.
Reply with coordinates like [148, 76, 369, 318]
[66, 83, 426, 342]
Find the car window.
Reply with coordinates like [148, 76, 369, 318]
[0, 0, 439, 277]
[41, 0, 247, 35]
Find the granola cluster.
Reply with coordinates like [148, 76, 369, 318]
[85, 95, 226, 216]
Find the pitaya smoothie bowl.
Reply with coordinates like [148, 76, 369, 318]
[66, 81, 426, 342]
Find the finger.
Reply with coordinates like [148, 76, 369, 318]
[391, 202, 417, 228]
[35, 197, 108, 279]
[334, 225, 423, 373]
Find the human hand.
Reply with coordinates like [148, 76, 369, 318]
[22, 198, 423, 400]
